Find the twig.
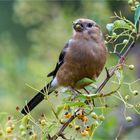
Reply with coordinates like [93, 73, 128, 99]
[48, 108, 80, 140]
[95, 41, 135, 94]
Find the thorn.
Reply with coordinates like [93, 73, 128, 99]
[92, 99, 95, 106]
[105, 67, 110, 78]
[47, 134, 51, 139]
[83, 88, 90, 94]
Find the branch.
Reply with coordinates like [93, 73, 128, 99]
[95, 41, 136, 94]
[48, 108, 80, 140]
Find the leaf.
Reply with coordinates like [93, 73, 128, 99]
[106, 23, 113, 33]
[74, 77, 95, 89]
[41, 132, 47, 140]
[56, 105, 64, 115]
[79, 93, 98, 99]
[113, 20, 130, 30]
[67, 101, 86, 107]
[48, 123, 57, 133]
[134, 4, 140, 26]
[89, 123, 94, 137]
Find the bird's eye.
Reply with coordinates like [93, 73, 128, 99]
[87, 23, 93, 28]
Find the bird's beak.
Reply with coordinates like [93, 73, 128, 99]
[73, 23, 84, 32]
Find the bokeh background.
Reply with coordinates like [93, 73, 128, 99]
[0, 0, 140, 140]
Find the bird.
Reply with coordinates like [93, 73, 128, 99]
[21, 18, 107, 115]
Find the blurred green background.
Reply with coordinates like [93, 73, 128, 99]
[0, 0, 140, 140]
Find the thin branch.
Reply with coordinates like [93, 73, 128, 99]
[48, 108, 80, 140]
[95, 41, 135, 94]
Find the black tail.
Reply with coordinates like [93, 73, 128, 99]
[21, 83, 52, 115]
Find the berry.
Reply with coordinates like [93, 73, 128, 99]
[40, 119, 46, 126]
[131, 6, 136, 11]
[112, 32, 117, 37]
[75, 125, 80, 130]
[60, 119, 65, 124]
[126, 116, 132, 122]
[64, 112, 71, 118]
[92, 121, 99, 127]
[19, 124, 26, 131]
[76, 110, 84, 119]
[129, 64, 134, 70]
[6, 127, 12, 133]
[132, 90, 138, 96]
[123, 39, 128, 44]
[128, 0, 133, 5]
[85, 126, 90, 131]
[98, 115, 105, 121]
[104, 40, 108, 44]
[69, 123, 73, 128]
[81, 130, 88, 136]
[81, 116, 88, 122]
[91, 112, 98, 119]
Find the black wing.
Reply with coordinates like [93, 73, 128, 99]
[47, 42, 69, 78]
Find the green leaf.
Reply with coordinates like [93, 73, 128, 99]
[134, 4, 140, 25]
[41, 132, 47, 140]
[67, 101, 86, 107]
[89, 123, 94, 137]
[48, 123, 57, 133]
[56, 105, 64, 115]
[106, 23, 113, 33]
[113, 20, 130, 30]
[74, 77, 95, 89]
[79, 93, 98, 99]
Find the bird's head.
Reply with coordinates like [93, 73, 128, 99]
[72, 18, 101, 40]
[73, 18, 99, 32]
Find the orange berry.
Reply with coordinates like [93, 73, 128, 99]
[85, 126, 90, 131]
[64, 112, 71, 118]
[81, 130, 88, 136]
[81, 116, 88, 122]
